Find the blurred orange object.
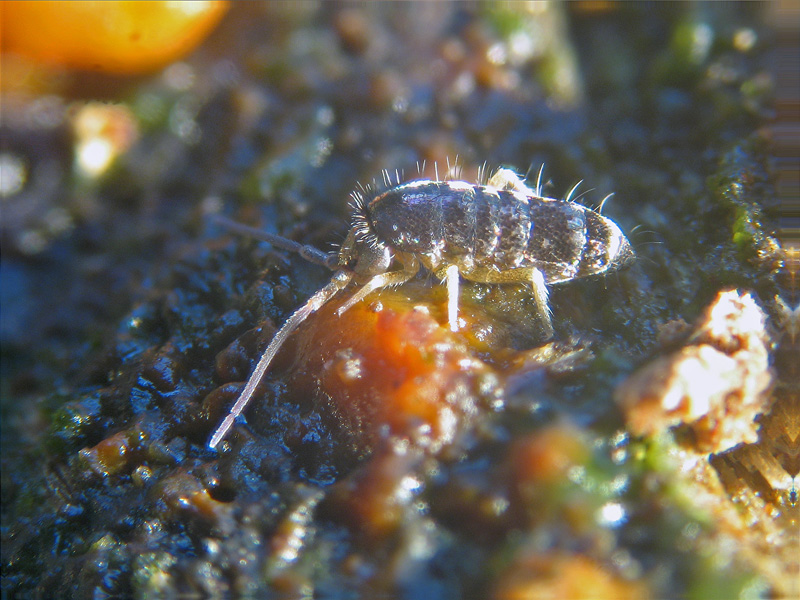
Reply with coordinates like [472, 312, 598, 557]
[1, 1, 229, 75]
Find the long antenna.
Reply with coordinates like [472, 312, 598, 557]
[208, 269, 354, 449]
[211, 215, 338, 269]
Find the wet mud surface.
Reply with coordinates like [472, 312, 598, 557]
[2, 4, 794, 598]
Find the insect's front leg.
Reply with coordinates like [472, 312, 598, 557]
[445, 264, 461, 332]
[433, 264, 462, 332]
[335, 256, 420, 316]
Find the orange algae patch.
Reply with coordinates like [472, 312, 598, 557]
[492, 552, 648, 600]
[80, 430, 134, 477]
[321, 447, 422, 540]
[289, 288, 498, 451]
[510, 424, 590, 486]
[1, 1, 229, 74]
[154, 467, 233, 525]
[503, 425, 600, 536]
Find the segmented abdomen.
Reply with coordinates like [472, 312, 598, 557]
[368, 181, 595, 282]
[525, 201, 588, 283]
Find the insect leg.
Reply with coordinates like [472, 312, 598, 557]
[445, 264, 460, 332]
[529, 267, 554, 338]
[335, 256, 420, 316]
[487, 168, 534, 195]
[208, 269, 354, 450]
[461, 266, 554, 338]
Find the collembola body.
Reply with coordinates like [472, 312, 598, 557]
[208, 168, 634, 449]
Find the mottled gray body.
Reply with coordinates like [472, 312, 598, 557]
[208, 168, 634, 450]
[364, 179, 633, 286]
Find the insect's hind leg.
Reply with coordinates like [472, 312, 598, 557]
[461, 265, 554, 339]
